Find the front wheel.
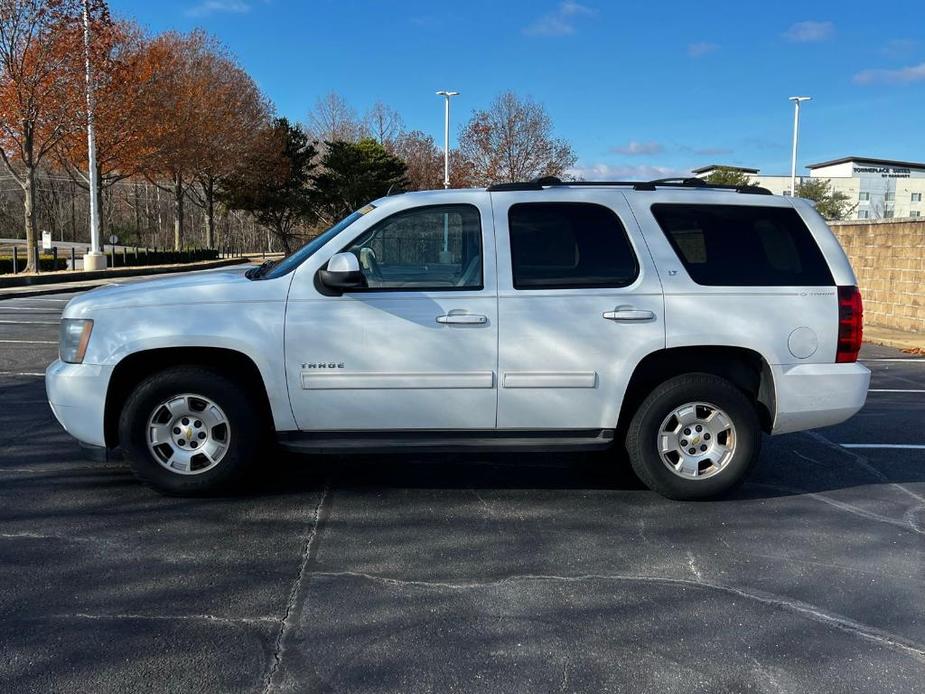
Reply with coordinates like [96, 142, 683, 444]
[119, 366, 262, 495]
[625, 373, 761, 500]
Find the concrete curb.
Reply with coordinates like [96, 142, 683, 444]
[864, 326, 925, 352]
[0, 258, 250, 300]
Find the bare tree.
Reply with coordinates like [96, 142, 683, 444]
[458, 91, 576, 185]
[390, 130, 443, 190]
[364, 100, 404, 146]
[306, 91, 361, 143]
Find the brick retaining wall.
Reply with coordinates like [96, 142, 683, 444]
[829, 218, 924, 333]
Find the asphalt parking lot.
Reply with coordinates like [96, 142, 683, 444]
[1, 287, 923, 693]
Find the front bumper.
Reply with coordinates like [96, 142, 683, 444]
[45, 359, 113, 448]
[771, 362, 871, 435]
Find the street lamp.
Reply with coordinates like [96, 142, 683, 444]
[435, 91, 459, 189]
[81, 0, 105, 270]
[789, 96, 811, 197]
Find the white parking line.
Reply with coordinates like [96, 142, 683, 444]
[0, 307, 62, 311]
[0, 339, 56, 344]
[868, 389, 925, 393]
[840, 444, 925, 450]
[0, 371, 44, 377]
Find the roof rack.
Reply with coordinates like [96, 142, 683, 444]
[486, 176, 772, 196]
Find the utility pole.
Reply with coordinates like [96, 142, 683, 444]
[82, 0, 106, 270]
[789, 96, 811, 197]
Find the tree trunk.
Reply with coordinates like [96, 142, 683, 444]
[173, 173, 184, 250]
[23, 166, 38, 273]
[97, 165, 107, 239]
[275, 221, 292, 254]
[133, 182, 141, 239]
[204, 178, 215, 249]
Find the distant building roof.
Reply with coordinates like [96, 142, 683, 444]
[690, 164, 760, 175]
[807, 156, 925, 170]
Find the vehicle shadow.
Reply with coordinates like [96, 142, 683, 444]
[246, 430, 925, 502]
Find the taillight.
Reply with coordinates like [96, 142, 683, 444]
[836, 286, 863, 363]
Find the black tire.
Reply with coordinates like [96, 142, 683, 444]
[119, 366, 262, 496]
[625, 373, 761, 500]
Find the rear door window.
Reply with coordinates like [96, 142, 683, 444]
[650, 204, 834, 286]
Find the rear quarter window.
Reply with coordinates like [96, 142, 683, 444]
[508, 202, 638, 289]
[650, 204, 834, 286]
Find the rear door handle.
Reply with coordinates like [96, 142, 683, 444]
[603, 308, 655, 322]
[436, 314, 488, 325]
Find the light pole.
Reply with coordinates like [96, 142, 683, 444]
[789, 96, 811, 197]
[435, 91, 459, 189]
[82, 0, 105, 270]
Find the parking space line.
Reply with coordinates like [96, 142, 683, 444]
[840, 444, 925, 450]
[0, 307, 62, 311]
[868, 389, 925, 393]
[0, 371, 44, 377]
[0, 339, 57, 344]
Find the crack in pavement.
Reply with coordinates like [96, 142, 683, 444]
[805, 431, 925, 504]
[305, 570, 925, 662]
[686, 550, 704, 582]
[43, 612, 276, 627]
[753, 476, 925, 535]
[262, 481, 331, 694]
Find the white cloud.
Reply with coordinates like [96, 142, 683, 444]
[612, 140, 664, 156]
[782, 20, 834, 43]
[523, 2, 595, 37]
[186, 0, 251, 17]
[687, 41, 718, 58]
[568, 163, 691, 182]
[854, 62, 925, 85]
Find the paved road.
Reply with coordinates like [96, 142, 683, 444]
[1, 288, 923, 693]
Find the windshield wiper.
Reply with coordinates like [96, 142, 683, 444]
[246, 259, 277, 280]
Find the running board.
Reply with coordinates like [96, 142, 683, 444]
[277, 429, 615, 454]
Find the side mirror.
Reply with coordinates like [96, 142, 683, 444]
[318, 252, 367, 292]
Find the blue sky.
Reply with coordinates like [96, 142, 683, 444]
[110, 0, 925, 179]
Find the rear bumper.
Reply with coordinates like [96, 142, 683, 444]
[45, 359, 113, 448]
[771, 362, 870, 435]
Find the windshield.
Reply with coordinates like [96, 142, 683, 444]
[256, 204, 375, 280]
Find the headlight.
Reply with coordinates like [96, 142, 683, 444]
[59, 319, 93, 364]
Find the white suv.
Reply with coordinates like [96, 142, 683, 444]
[46, 178, 870, 499]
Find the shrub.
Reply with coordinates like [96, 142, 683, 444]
[0, 255, 68, 274]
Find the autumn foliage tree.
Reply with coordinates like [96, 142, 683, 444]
[458, 91, 576, 185]
[55, 19, 154, 235]
[138, 30, 269, 250]
[0, 0, 100, 271]
[185, 53, 269, 249]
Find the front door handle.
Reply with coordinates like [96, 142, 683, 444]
[603, 308, 655, 322]
[436, 314, 488, 325]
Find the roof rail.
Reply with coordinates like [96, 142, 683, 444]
[486, 176, 772, 195]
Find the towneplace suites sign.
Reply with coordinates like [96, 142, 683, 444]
[853, 166, 913, 178]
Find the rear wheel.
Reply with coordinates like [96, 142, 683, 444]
[119, 366, 262, 495]
[626, 373, 761, 500]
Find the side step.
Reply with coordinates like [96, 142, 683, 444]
[277, 429, 615, 455]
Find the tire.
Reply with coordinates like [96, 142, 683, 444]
[625, 373, 761, 500]
[119, 366, 263, 496]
